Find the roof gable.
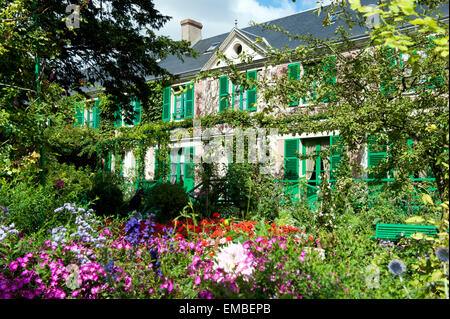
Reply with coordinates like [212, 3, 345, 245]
[201, 28, 268, 71]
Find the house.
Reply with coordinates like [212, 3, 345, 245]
[77, 1, 448, 207]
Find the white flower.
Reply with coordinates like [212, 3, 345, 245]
[213, 242, 254, 279]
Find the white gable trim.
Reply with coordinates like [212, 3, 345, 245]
[201, 28, 268, 71]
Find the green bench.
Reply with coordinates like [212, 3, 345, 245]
[371, 223, 438, 241]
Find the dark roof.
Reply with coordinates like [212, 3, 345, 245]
[152, 0, 449, 80]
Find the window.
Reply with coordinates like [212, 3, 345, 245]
[168, 147, 195, 191]
[301, 64, 317, 105]
[220, 71, 256, 113]
[165, 83, 194, 121]
[367, 135, 389, 180]
[114, 97, 141, 127]
[205, 42, 220, 53]
[74, 99, 100, 129]
[232, 83, 245, 110]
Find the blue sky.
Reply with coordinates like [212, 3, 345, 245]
[152, 0, 327, 41]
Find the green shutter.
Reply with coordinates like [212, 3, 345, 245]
[133, 98, 141, 125]
[288, 63, 300, 107]
[92, 99, 101, 129]
[219, 76, 229, 113]
[74, 102, 84, 127]
[184, 146, 195, 192]
[323, 56, 337, 102]
[380, 47, 397, 95]
[114, 104, 122, 128]
[330, 135, 343, 181]
[162, 87, 171, 122]
[185, 83, 194, 119]
[368, 135, 388, 180]
[284, 139, 299, 180]
[105, 151, 112, 172]
[246, 70, 257, 111]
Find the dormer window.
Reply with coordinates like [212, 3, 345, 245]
[205, 42, 220, 53]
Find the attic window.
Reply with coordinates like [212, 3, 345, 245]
[205, 42, 220, 53]
[234, 43, 243, 55]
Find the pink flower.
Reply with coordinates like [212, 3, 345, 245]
[125, 276, 132, 290]
[91, 286, 100, 295]
[299, 251, 306, 263]
[71, 290, 79, 298]
[194, 276, 201, 286]
[160, 280, 174, 293]
[9, 261, 18, 272]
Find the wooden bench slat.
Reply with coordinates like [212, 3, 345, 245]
[372, 223, 438, 241]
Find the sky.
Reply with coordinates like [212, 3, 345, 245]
[151, 0, 328, 41]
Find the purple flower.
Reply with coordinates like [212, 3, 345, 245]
[199, 290, 214, 299]
[55, 180, 65, 189]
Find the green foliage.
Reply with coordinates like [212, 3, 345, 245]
[86, 172, 125, 217]
[142, 182, 189, 223]
[46, 163, 94, 203]
[0, 178, 73, 235]
[226, 163, 289, 220]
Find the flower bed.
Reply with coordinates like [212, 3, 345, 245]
[0, 204, 320, 299]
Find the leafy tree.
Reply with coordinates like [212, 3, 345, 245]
[224, 0, 449, 201]
[0, 0, 194, 179]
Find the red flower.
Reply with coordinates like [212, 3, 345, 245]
[226, 236, 232, 242]
[213, 212, 220, 218]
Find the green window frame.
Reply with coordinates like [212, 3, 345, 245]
[173, 83, 194, 120]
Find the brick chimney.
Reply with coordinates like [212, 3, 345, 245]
[180, 19, 203, 45]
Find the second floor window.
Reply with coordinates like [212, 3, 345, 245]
[218, 70, 257, 114]
[74, 99, 101, 129]
[114, 97, 142, 128]
[162, 83, 194, 122]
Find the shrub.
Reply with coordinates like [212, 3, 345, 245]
[142, 182, 189, 223]
[0, 179, 71, 235]
[86, 172, 125, 217]
[46, 163, 94, 204]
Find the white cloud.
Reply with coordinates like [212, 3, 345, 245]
[151, 0, 314, 41]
